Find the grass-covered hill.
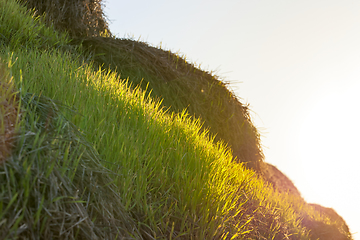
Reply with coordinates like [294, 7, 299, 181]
[0, 0, 352, 239]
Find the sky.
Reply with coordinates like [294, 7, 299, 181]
[103, 0, 360, 238]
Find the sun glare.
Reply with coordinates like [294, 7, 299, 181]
[295, 81, 360, 235]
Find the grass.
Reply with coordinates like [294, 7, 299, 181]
[0, 0, 353, 239]
[18, 0, 111, 38]
[73, 36, 264, 172]
[0, 61, 20, 163]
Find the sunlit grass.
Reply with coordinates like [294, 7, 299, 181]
[0, 0, 352, 239]
[2, 46, 313, 239]
[74, 36, 264, 171]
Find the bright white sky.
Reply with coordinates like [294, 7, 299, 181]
[104, 0, 360, 238]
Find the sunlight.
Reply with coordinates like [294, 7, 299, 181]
[295, 81, 360, 235]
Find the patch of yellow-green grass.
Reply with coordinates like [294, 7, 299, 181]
[72, 37, 264, 172]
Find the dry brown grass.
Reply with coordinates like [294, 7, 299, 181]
[261, 163, 301, 196]
[305, 204, 351, 240]
[0, 63, 20, 163]
[18, 0, 111, 37]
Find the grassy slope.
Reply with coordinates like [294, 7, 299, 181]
[73, 36, 264, 172]
[0, 0, 352, 239]
[73, 36, 304, 197]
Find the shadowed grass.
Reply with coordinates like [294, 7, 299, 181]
[0, 0, 68, 50]
[18, 0, 111, 38]
[0, 62, 21, 163]
[0, 60, 141, 239]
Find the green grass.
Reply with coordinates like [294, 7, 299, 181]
[0, 0, 68, 50]
[73, 37, 263, 171]
[0, 0, 352, 239]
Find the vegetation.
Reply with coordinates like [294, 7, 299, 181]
[0, 0, 352, 239]
[72, 36, 264, 172]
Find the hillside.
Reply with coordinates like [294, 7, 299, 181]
[0, 0, 352, 239]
